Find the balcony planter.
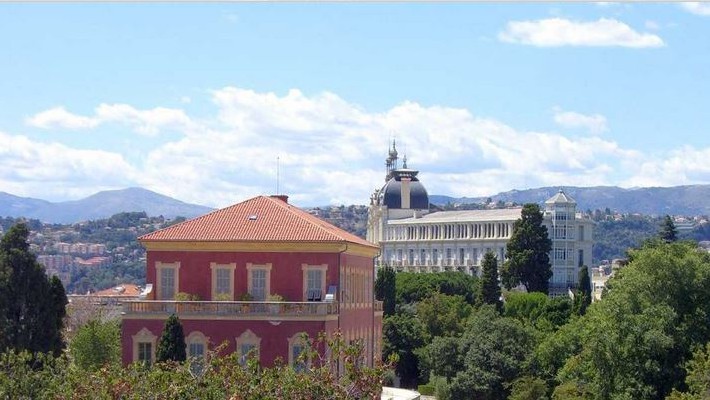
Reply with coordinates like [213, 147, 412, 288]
[267, 294, 284, 314]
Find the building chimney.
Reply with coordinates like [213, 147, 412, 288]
[271, 195, 289, 203]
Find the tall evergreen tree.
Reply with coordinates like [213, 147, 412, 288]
[156, 314, 186, 363]
[375, 265, 396, 316]
[0, 223, 67, 354]
[573, 266, 591, 316]
[478, 252, 502, 310]
[659, 215, 678, 243]
[502, 204, 553, 294]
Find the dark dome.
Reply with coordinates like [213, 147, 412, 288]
[382, 170, 429, 209]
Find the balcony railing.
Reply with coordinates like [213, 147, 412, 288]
[123, 301, 339, 318]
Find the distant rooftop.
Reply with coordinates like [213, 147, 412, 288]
[389, 208, 523, 224]
[545, 189, 577, 205]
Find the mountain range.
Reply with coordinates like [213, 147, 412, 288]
[2, 184, 709, 224]
[0, 187, 213, 224]
[429, 185, 710, 216]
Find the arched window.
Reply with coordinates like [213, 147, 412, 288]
[287, 332, 309, 372]
[132, 327, 157, 365]
[236, 329, 262, 366]
[186, 331, 209, 360]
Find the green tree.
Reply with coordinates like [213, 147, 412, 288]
[659, 215, 678, 243]
[375, 265, 396, 316]
[155, 314, 186, 363]
[416, 293, 471, 338]
[666, 341, 710, 399]
[382, 312, 427, 388]
[425, 305, 538, 400]
[504, 292, 572, 332]
[396, 272, 478, 305]
[502, 204, 553, 294]
[69, 319, 121, 371]
[0, 223, 68, 355]
[572, 266, 591, 316]
[478, 251, 501, 310]
[555, 241, 710, 399]
[509, 376, 550, 400]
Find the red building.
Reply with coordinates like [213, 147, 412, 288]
[121, 195, 383, 368]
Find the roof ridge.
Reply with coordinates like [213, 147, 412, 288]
[137, 196, 252, 240]
[266, 196, 356, 243]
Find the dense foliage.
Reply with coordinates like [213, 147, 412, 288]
[395, 271, 478, 305]
[0, 332, 391, 399]
[533, 241, 710, 399]
[0, 223, 67, 355]
[382, 240, 710, 400]
[592, 217, 658, 263]
[68, 319, 121, 371]
[503, 203, 553, 294]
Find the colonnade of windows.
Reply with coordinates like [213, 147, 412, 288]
[386, 222, 513, 241]
[384, 245, 506, 266]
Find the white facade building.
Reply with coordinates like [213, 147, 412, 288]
[367, 143, 594, 296]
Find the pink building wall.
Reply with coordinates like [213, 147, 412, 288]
[122, 248, 381, 366]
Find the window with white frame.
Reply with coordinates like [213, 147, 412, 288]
[156, 262, 180, 300]
[186, 331, 208, 360]
[302, 264, 327, 301]
[236, 329, 261, 366]
[210, 263, 236, 300]
[132, 328, 157, 365]
[247, 263, 272, 301]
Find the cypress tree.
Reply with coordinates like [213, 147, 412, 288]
[502, 204, 553, 294]
[478, 251, 502, 310]
[573, 266, 592, 316]
[374, 265, 396, 316]
[659, 215, 678, 243]
[156, 314, 186, 362]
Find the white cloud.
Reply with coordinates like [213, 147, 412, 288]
[681, 2, 710, 16]
[553, 108, 608, 134]
[498, 18, 665, 48]
[622, 146, 710, 187]
[0, 131, 136, 199]
[8, 87, 709, 207]
[129, 88, 642, 205]
[26, 104, 193, 136]
[26, 107, 99, 130]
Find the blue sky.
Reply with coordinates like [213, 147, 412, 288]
[1, 3, 709, 207]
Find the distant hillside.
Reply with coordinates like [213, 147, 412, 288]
[430, 185, 710, 216]
[0, 188, 213, 224]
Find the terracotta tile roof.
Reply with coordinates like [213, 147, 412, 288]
[139, 195, 376, 248]
[93, 284, 142, 297]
